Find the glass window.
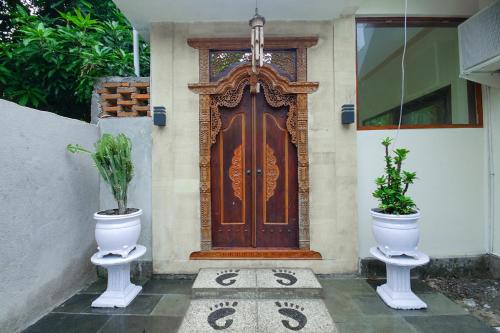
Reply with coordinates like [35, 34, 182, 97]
[356, 19, 482, 128]
[209, 49, 297, 82]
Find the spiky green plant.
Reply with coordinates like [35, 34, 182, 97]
[373, 137, 417, 215]
[67, 133, 133, 215]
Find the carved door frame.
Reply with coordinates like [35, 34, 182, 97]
[188, 37, 318, 252]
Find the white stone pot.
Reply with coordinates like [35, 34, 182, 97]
[94, 209, 142, 258]
[371, 209, 421, 258]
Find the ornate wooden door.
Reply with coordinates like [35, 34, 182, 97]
[211, 87, 253, 247]
[190, 62, 318, 252]
[211, 85, 298, 248]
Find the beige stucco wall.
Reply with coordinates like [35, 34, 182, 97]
[355, 0, 493, 260]
[150, 19, 357, 274]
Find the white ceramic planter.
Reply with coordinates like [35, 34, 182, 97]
[371, 209, 420, 258]
[94, 209, 142, 258]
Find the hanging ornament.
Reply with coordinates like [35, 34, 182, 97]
[249, 6, 265, 75]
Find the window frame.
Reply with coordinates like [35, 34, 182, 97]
[208, 48, 298, 82]
[355, 17, 483, 131]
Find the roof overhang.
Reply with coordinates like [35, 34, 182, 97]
[112, 0, 360, 39]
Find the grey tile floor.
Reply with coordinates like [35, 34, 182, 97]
[23, 277, 497, 333]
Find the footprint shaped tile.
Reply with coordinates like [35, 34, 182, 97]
[178, 299, 257, 333]
[272, 269, 298, 286]
[257, 299, 337, 333]
[256, 269, 322, 298]
[192, 269, 257, 298]
[215, 269, 242, 286]
[275, 301, 308, 330]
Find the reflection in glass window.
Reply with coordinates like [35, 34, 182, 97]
[356, 21, 481, 128]
[209, 49, 297, 82]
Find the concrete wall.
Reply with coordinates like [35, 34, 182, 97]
[488, 88, 500, 256]
[0, 100, 99, 332]
[150, 19, 358, 274]
[98, 118, 153, 260]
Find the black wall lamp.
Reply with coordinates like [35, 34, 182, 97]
[341, 104, 355, 125]
[153, 106, 166, 126]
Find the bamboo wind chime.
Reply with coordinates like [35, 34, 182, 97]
[249, 7, 265, 92]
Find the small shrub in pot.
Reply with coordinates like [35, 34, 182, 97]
[373, 137, 417, 215]
[68, 133, 142, 258]
[68, 133, 133, 214]
[371, 137, 420, 257]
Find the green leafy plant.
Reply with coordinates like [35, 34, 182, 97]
[373, 137, 417, 215]
[0, 1, 150, 121]
[67, 133, 133, 215]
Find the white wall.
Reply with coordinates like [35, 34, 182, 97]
[355, 0, 496, 259]
[357, 128, 487, 258]
[488, 88, 500, 256]
[0, 100, 99, 332]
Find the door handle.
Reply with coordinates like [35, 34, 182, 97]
[246, 169, 251, 175]
[256, 168, 262, 175]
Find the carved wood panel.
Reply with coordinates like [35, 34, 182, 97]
[264, 144, 279, 201]
[228, 144, 243, 201]
[190, 62, 318, 250]
[255, 91, 299, 248]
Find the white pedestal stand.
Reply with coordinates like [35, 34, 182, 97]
[90, 245, 146, 308]
[370, 247, 430, 310]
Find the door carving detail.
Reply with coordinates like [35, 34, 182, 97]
[265, 144, 279, 201]
[189, 63, 318, 250]
[228, 144, 243, 201]
[210, 79, 249, 144]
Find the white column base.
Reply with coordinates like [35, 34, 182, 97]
[377, 283, 427, 310]
[92, 283, 142, 308]
[370, 247, 429, 310]
[90, 245, 146, 308]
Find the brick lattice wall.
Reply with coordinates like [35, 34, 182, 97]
[97, 81, 150, 118]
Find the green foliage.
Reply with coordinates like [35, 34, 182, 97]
[0, 0, 150, 121]
[210, 51, 250, 77]
[67, 133, 133, 215]
[373, 137, 418, 215]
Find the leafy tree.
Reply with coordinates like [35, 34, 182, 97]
[0, 0, 149, 121]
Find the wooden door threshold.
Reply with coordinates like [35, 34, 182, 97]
[190, 248, 322, 260]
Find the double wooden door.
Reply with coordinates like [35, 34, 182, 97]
[211, 86, 299, 248]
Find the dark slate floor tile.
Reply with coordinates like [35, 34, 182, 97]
[352, 292, 468, 318]
[141, 279, 194, 295]
[352, 295, 397, 316]
[318, 278, 375, 297]
[22, 313, 110, 333]
[404, 314, 497, 333]
[86, 295, 162, 315]
[366, 279, 434, 294]
[151, 294, 191, 317]
[399, 293, 468, 317]
[53, 294, 97, 313]
[80, 279, 107, 294]
[323, 292, 364, 323]
[336, 316, 417, 333]
[99, 315, 182, 333]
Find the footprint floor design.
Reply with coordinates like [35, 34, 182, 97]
[178, 299, 336, 333]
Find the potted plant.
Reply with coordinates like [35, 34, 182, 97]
[371, 137, 419, 257]
[68, 133, 141, 258]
